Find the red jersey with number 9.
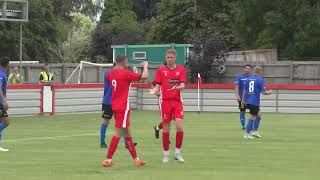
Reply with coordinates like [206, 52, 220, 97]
[155, 65, 186, 101]
[107, 69, 141, 111]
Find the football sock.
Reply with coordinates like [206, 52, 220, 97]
[246, 119, 254, 134]
[254, 116, 261, 131]
[100, 123, 108, 144]
[240, 112, 246, 127]
[162, 132, 170, 151]
[176, 131, 183, 149]
[106, 136, 120, 160]
[0, 122, 5, 143]
[125, 137, 138, 159]
[0, 122, 5, 131]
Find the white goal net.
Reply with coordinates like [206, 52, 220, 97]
[65, 61, 114, 84]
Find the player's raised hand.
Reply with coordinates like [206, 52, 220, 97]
[140, 61, 149, 67]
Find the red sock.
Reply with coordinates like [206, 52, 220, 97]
[158, 122, 163, 129]
[106, 136, 120, 159]
[162, 132, 170, 151]
[125, 137, 138, 160]
[176, 131, 184, 149]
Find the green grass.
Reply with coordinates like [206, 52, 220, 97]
[0, 111, 320, 180]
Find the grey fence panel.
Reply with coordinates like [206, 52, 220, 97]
[54, 88, 138, 114]
[7, 89, 41, 116]
[6, 86, 320, 116]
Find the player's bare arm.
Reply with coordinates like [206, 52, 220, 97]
[140, 61, 149, 80]
[168, 82, 185, 91]
[235, 84, 241, 102]
[150, 84, 160, 95]
[241, 90, 247, 109]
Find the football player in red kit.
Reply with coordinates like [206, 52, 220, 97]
[102, 55, 149, 168]
[150, 49, 186, 163]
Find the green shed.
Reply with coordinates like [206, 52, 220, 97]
[111, 44, 193, 65]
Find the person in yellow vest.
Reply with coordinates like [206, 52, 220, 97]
[39, 63, 54, 85]
[8, 66, 23, 84]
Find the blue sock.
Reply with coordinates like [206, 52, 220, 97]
[240, 112, 246, 127]
[246, 120, 254, 134]
[100, 124, 108, 144]
[0, 122, 5, 131]
[254, 116, 261, 131]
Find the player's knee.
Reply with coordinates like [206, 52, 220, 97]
[176, 125, 183, 132]
[163, 124, 170, 132]
[175, 120, 183, 131]
[102, 118, 110, 125]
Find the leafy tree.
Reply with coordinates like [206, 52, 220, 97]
[132, 0, 159, 22]
[52, 0, 104, 21]
[147, 0, 194, 43]
[49, 13, 96, 63]
[232, 0, 320, 59]
[0, 0, 59, 62]
[89, 26, 113, 62]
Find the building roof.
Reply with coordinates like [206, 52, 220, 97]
[111, 44, 193, 49]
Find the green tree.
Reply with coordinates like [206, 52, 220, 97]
[99, 0, 141, 34]
[0, 0, 59, 62]
[147, 0, 194, 43]
[49, 13, 96, 63]
[232, 0, 320, 59]
[52, 0, 104, 21]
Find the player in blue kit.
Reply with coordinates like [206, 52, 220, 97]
[0, 57, 10, 152]
[235, 64, 252, 129]
[100, 68, 137, 148]
[100, 69, 113, 148]
[241, 66, 272, 139]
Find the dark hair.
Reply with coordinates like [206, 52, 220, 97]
[116, 55, 127, 63]
[163, 61, 167, 65]
[0, 57, 10, 68]
[245, 64, 252, 68]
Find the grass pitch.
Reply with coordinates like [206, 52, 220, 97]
[0, 111, 319, 180]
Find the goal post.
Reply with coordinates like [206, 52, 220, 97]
[65, 61, 114, 84]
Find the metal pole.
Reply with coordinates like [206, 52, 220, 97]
[193, 0, 197, 38]
[19, 23, 23, 74]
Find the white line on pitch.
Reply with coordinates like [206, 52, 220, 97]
[2, 133, 109, 142]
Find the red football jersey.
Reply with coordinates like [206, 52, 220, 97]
[155, 65, 186, 101]
[107, 69, 141, 111]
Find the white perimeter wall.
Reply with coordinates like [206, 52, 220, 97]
[7, 87, 320, 116]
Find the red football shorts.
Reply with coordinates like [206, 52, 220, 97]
[113, 110, 131, 128]
[160, 100, 184, 123]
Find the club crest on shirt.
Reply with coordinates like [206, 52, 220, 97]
[176, 72, 180, 76]
[169, 79, 179, 84]
[163, 71, 168, 76]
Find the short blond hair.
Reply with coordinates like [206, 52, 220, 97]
[166, 49, 177, 56]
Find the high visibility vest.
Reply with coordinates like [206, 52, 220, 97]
[40, 71, 53, 81]
[8, 73, 22, 84]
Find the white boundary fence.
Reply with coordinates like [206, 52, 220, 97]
[6, 83, 320, 117]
